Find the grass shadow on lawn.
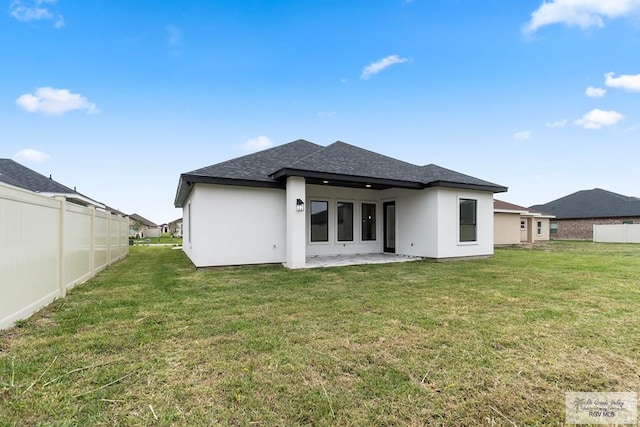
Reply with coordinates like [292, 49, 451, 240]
[1, 241, 639, 425]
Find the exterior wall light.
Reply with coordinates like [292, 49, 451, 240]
[296, 198, 305, 212]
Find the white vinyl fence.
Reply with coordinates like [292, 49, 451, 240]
[1, 183, 129, 329]
[593, 224, 640, 243]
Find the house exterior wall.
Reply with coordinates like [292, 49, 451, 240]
[434, 188, 494, 258]
[182, 184, 286, 267]
[386, 187, 439, 258]
[494, 212, 521, 245]
[144, 226, 161, 238]
[531, 218, 551, 242]
[184, 182, 497, 267]
[552, 217, 640, 240]
[306, 186, 493, 259]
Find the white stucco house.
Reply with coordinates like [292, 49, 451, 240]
[174, 140, 508, 269]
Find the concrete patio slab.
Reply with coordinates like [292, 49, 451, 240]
[304, 253, 422, 268]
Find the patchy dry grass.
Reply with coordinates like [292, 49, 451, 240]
[1, 242, 639, 425]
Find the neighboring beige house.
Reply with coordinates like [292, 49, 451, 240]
[494, 199, 554, 245]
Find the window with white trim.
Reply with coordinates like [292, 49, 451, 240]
[459, 199, 477, 242]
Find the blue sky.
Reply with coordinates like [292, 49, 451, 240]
[3, 0, 640, 223]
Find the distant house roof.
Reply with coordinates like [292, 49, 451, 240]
[168, 217, 182, 226]
[530, 188, 640, 219]
[0, 158, 104, 208]
[175, 140, 507, 207]
[129, 213, 158, 227]
[103, 205, 128, 217]
[494, 199, 529, 213]
[494, 199, 554, 218]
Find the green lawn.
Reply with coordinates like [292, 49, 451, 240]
[1, 242, 639, 425]
[132, 236, 182, 245]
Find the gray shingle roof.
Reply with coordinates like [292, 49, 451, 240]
[0, 159, 76, 194]
[0, 159, 106, 208]
[530, 188, 640, 219]
[174, 140, 507, 207]
[420, 164, 503, 189]
[188, 139, 323, 182]
[129, 213, 158, 227]
[277, 141, 427, 183]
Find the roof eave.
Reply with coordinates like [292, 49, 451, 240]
[39, 192, 106, 209]
[174, 174, 284, 207]
[270, 168, 424, 189]
[425, 181, 508, 193]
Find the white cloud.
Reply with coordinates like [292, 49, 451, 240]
[361, 55, 409, 80]
[514, 131, 532, 141]
[545, 119, 568, 128]
[240, 136, 273, 153]
[523, 0, 640, 35]
[13, 149, 50, 163]
[166, 25, 182, 46]
[16, 87, 99, 116]
[585, 86, 606, 98]
[605, 72, 640, 92]
[574, 109, 624, 129]
[10, 0, 64, 27]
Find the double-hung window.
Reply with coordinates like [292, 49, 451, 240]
[459, 199, 477, 242]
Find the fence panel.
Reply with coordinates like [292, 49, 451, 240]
[593, 224, 640, 243]
[1, 186, 60, 328]
[94, 210, 109, 272]
[1, 183, 129, 329]
[63, 202, 93, 290]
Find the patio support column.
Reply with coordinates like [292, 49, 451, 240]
[286, 176, 306, 269]
[526, 217, 534, 243]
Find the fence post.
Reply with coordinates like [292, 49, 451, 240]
[107, 211, 112, 265]
[55, 196, 66, 298]
[89, 206, 96, 275]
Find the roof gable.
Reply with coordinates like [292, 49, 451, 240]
[531, 188, 640, 219]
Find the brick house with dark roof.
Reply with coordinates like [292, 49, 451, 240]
[530, 188, 640, 240]
[175, 139, 507, 268]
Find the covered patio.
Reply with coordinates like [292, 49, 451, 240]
[304, 253, 422, 268]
